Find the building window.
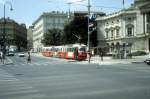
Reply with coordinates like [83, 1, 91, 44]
[116, 29, 120, 37]
[111, 30, 114, 38]
[106, 22, 109, 26]
[117, 19, 119, 23]
[147, 13, 150, 33]
[128, 17, 132, 21]
[106, 31, 109, 39]
[126, 24, 134, 37]
[127, 27, 132, 36]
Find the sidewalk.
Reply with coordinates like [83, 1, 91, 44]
[88, 55, 149, 65]
[0, 57, 13, 66]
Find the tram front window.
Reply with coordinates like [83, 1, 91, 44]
[79, 47, 86, 52]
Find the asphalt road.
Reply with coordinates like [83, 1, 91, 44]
[0, 54, 150, 99]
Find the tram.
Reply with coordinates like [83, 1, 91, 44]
[41, 44, 87, 60]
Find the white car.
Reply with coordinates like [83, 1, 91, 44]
[18, 53, 25, 57]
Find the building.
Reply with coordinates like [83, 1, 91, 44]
[27, 26, 33, 50]
[0, 17, 27, 51]
[96, 0, 150, 58]
[32, 11, 69, 52]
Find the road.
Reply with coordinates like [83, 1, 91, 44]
[0, 54, 150, 99]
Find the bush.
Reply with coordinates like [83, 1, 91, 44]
[128, 51, 147, 56]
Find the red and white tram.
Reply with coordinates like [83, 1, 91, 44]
[41, 44, 87, 60]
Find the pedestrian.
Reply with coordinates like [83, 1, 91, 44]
[99, 48, 103, 61]
[27, 52, 31, 63]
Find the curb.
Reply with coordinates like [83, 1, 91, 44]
[131, 61, 144, 64]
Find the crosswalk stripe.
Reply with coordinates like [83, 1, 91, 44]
[11, 59, 69, 67]
[0, 89, 39, 96]
[0, 69, 45, 98]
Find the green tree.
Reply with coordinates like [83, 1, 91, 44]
[64, 16, 88, 44]
[41, 28, 64, 46]
[64, 16, 98, 46]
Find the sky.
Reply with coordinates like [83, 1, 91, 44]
[0, 0, 134, 28]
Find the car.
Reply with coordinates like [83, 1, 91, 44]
[7, 51, 15, 56]
[144, 59, 150, 65]
[18, 53, 25, 57]
[0, 51, 2, 59]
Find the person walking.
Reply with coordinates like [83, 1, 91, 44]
[99, 48, 103, 61]
[27, 52, 31, 63]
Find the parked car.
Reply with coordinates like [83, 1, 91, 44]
[7, 51, 15, 56]
[0, 51, 2, 59]
[144, 59, 150, 65]
[18, 53, 25, 57]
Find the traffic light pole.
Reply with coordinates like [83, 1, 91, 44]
[87, 0, 91, 63]
[2, 2, 13, 60]
[2, 4, 6, 60]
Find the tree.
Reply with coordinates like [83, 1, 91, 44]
[64, 16, 98, 46]
[64, 16, 88, 44]
[41, 28, 64, 46]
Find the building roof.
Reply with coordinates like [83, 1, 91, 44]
[32, 11, 68, 25]
[0, 17, 27, 29]
[0, 17, 15, 23]
[96, 3, 137, 21]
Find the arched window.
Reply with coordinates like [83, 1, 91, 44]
[111, 43, 115, 52]
[105, 28, 109, 39]
[126, 24, 134, 36]
[115, 26, 120, 37]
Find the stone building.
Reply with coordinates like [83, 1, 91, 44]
[32, 11, 69, 52]
[27, 26, 33, 50]
[0, 17, 27, 51]
[96, 0, 150, 58]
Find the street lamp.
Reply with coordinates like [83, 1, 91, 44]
[66, 0, 86, 21]
[2, 1, 13, 59]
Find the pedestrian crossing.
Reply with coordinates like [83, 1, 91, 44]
[0, 69, 46, 99]
[13, 61, 62, 67]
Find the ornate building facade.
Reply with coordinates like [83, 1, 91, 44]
[96, 0, 150, 57]
[0, 18, 27, 51]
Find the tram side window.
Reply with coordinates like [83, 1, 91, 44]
[71, 48, 74, 52]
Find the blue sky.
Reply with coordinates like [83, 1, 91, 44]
[0, 0, 134, 27]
